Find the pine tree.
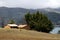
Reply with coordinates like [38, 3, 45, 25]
[25, 11, 53, 33]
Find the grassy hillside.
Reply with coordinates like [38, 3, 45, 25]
[0, 28, 59, 40]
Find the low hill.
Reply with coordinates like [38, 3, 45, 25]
[0, 28, 59, 40]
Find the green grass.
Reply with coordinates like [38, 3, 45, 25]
[0, 28, 59, 40]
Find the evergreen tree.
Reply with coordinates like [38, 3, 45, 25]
[25, 11, 53, 33]
[58, 30, 60, 34]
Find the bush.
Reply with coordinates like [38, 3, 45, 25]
[9, 19, 15, 24]
[25, 11, 53, 33]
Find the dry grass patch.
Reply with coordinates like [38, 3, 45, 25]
[0, 28, 59, 40]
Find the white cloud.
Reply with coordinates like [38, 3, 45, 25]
[0, 0, 60, 9]
[0, 1, 6, 7]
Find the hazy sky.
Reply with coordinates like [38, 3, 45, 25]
[0, 0, 60, 9]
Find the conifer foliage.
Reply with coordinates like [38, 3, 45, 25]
[25, 11, 53, 33]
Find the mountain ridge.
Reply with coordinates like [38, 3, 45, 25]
[0, 7, 60, 26]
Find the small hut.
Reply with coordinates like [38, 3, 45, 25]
[4, 24, 18, 29]
[18, 24, 30, 29]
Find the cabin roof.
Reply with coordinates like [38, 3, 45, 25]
[7, 24, 18, 26]
[18, 25, 27, 27]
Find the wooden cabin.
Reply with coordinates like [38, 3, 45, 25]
[4, 24, 18, 29]
[18, 24, 30, 29]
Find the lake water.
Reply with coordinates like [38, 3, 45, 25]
[50, 25, 60, 34]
